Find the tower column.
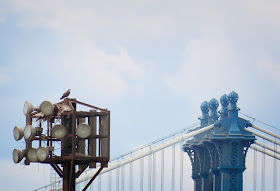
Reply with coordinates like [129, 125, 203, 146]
[215, 140, 246, 191]
[183, 92, 255, 191]
[210, 168, 221, 191]
[184, 146, 202, 191]
[194, 145, 211, 191]
[204, 142, 221, 191]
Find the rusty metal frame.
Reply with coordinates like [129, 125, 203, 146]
[75, 165, 88, 178]
[82, 165, 104, 191]
[24, 98, 110, 191]
[50, 163, 63, 177]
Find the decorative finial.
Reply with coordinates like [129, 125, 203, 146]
[228, 91, 239, 110]
[219, 94, 229, 119]
[228, 91, 241, 134]
[200, 101, 209, 127]
[209, 98, 219, 110]
[228, 91, 239, 103]
[209, 98, 219, 123]
[200, 101, 209, 113]
[220, 94, 229, 106]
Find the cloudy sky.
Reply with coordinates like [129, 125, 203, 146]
[1, 0, 280, 190]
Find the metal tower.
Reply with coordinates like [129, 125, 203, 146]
[183, 91, 256, 191]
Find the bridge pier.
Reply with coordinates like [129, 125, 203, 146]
[183, 92, 255, 191]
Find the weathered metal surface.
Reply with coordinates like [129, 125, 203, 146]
[14, 96, 110, 191]
[82, 165, 104, 191]
[89, 111, 97, 168]
[183, 91, 256, 191]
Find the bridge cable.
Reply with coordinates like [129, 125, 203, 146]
[171, 143, 175, 190]
[109, 122, 199, 163]
[98, 174, 101, 191]
[90, 174, 93, 191]
[240, 112, 280, 132]
[253, 148, 257, 191]
[108, 170, 112, 191]
[148, 151, 152, 191]
[148, 154, 152, 191]
[129, 158, 133, 191]
[180, 135, 184, 191]
[116, 164, 120, 191]
[273, 141, 277, 191]
[121, 165, 125, 191]
[140, 149, 144, 191]
[261, 139, 266, 191]
[161, 147, 164, 191]
[152, 152, 156, 191]
[84, 171, 87, 190]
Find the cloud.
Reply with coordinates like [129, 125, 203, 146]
[165, 33, 239, 109]
[0, 74, 11, 85]
[2, 0, 152, 102]
[241, 0, 280, 25]
[163, 0, 280, 116]
[6, 0, 169, 39]
[58, 44, 145, 100]
[6, 42, 145, 102]
[257, 51, 280, 86]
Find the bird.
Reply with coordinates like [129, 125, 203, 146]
[60, 89, 71, 100]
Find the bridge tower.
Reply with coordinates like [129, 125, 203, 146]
[183, 91, 255, 191]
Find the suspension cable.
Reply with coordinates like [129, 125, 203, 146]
[121, 165, 125, 191]
[261, 140, 265, 191]
[253, 148, 257, 191]
[116, 165, 120, 191]
[161, 148, 164, 191]
[35, 114, 280, 191]
[255, 141, 280, 155]
[152, 152, 156, 191]
[108, 170, 111, 191]
[180, 137, 184, 191]
[239, 112, 280, 132]
[140, 149, 144, 191]
[129, 161, 133, 191]
[273, 141, 277, 191]
[245, 128, 280, 146]
[148, 153, 152, 191]
[38, 122, 212, 191]
[90, 177, 93, 191]
[250, 145, 280, 160]
[251, 124, 280, 140]
[110, 122, 199, 162]
[84, 171, 87, 190]
[98, 174, 101, 191]
[171, 143, 175, 191]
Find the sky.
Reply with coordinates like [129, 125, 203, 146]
[0, 0, 280, 190]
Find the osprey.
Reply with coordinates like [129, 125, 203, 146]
[60, 89, 71, 100]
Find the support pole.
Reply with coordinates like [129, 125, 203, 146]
[63, 163, 76, 191]
[51, 163, 63, 177]
[82, 166, 104, 191]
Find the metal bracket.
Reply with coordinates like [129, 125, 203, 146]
[82, 164, 104, 191]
